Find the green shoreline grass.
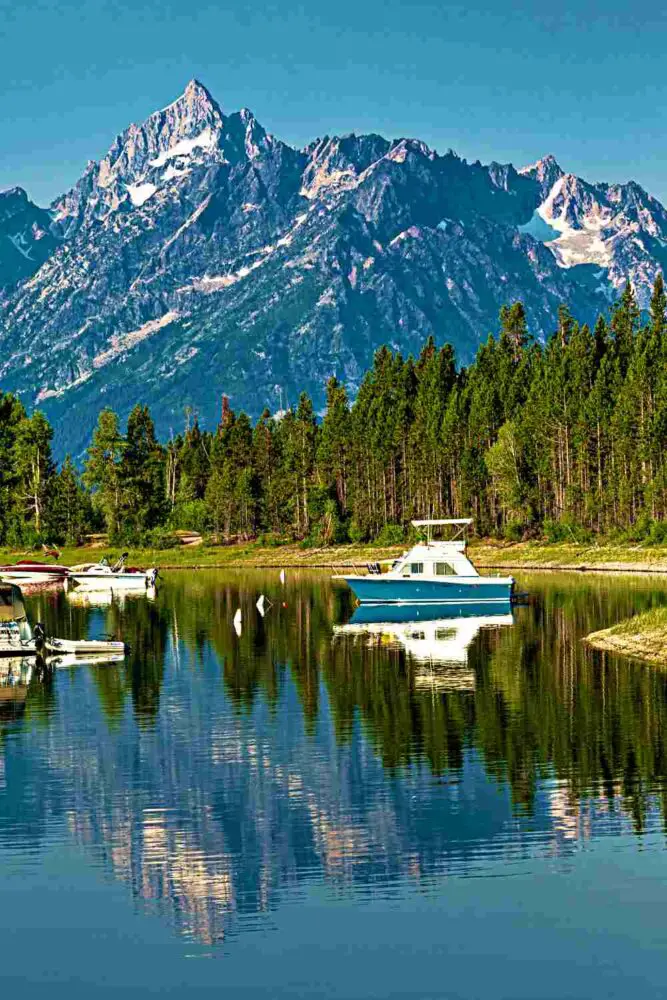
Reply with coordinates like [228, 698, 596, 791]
[585, 607, 667, 666]
[4, 538, 667, 572]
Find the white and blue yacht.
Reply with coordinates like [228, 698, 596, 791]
[334, 519, 514, 605]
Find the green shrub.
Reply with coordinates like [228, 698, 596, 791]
[542, 518, 594, 544]
[648, 521, 667, 545]
[348, 520, 368, 544]
[168, 500, 211, 535]
[144, 528, 181, 550]
[257, 532, 289, 548]
[503, 521, 524, 542]
[375, 523, 405, 546]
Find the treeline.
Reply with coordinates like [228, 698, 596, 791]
[2, 274, 667, 547]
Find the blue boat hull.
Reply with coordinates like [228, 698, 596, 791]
[341, 576, 513, 605]
[349, 600, 513, 624]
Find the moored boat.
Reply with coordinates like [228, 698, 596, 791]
[67, 554, 158, 591]
[0, 560, 69, 586]
[333, 519, 514, 605]
[0, 583, 36, 655]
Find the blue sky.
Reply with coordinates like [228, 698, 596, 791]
[2, 0, 665, 205]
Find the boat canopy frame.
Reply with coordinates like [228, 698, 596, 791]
[411, 519, 473, 545]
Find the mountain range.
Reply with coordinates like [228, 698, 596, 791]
[1, 79, 665, 456]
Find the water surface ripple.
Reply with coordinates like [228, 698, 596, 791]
[1, 570, 667, 998]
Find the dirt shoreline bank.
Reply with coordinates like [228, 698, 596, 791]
[585, 610, 667, 666]
[5, 541, 667, 574]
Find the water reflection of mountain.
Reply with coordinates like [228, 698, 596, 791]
[1, 571, 667, 947]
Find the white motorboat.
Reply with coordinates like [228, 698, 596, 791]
[334, 519, 514, 605]
[67, 554, 158, 591]
[0, 583, 36, 656]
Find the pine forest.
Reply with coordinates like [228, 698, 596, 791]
[2, 275, 667, 549]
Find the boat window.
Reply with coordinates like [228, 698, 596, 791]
[435, 628, 456, 641]
[401, 564, 411, 577]
[410, 563, 424, 575]
[434, 562, 456, 576]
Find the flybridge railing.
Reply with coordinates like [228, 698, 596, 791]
[330, 559, 396, 575]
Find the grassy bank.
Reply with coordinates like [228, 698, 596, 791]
[585, 607, 667, 665]
[4, 538, 667, 572]
[468, 540, 667, 573]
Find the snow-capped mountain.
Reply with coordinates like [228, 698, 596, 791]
[1, 80, 665, 455]
[519, 154, 667, 289]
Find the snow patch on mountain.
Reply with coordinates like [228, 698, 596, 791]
[148, 129, 216, 169]
[127, 182, 158, 207]
[529, 175, 613, 269]
[163, 164, 190, 182]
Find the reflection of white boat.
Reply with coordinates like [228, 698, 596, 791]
[0, 584, 35, 656]
[66, 586, 157, 607]
[333, 602, 513, 691]
[45, 637, 127, 657]
[67, 554, 158, 591]
[47, 652, 126, 669]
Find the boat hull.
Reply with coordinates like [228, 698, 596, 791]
[340, 575, 514, 604]
[68, 573, 151, 591]
[0, 570, 66, 585]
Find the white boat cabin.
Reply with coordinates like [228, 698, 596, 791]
[385, 520, 480, 579]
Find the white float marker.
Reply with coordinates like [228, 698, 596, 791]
[233, 608, 242, 636]
[279, 569, 286, 584]
[256, 594, 266, 616]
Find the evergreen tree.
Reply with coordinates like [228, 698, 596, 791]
[12, 410, 56, 539]
[83, 409, 125, 540]
[121, 405, 167, 536]
[48, 455, 91, 544]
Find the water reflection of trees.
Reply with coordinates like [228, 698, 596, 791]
[6, 571, 667, 949]
[165, 570, 667, 826]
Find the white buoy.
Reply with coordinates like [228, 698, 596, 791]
[233, 608, 242, 637]
[256, 594, 266, 616]
[279, 569, 286, 584]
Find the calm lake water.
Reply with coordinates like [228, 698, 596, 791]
[2, 569, 667, 998]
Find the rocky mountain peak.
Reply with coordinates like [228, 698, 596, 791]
[519, 153, 564, 196]
[51, 78, 230, 232]
[3, 80, 667, 457]
[0, 186, 29, 218]
[0, 187, 59, 288]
